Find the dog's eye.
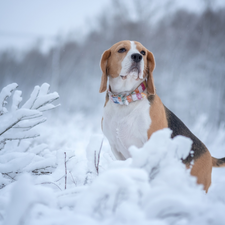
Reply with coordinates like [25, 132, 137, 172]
[140, 50, 146, 56]
[118, 48, 126, 53]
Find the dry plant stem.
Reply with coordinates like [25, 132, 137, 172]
[55, 175, 65, 182]
[1, 135, 40, 144]
[83, 171, 92, 185]
[3, 173, 16, 181]
[64, 152, 67, 190]
[36, 98, 59, 110]
[41, 182, 62, 191]
[0, 114, 42, 138]
[94, 138, 104, 175]
[69, 171, 77, 186]
[14, 119, 46, 130]
[0, 118, 22, 136]
[66, 155, 76, 163]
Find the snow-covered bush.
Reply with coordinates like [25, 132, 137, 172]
[0, 83, 59, 188]
[1, 128, 225, 225]
[72, 129, 225, 224]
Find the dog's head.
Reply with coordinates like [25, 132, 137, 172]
[99, 40, 156, 95]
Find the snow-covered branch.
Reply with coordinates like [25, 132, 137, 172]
[22, 83, 60, 111]
[0, 83, 18, 115]
[0, 83, 59, 183]
[0, 83, 59, 146]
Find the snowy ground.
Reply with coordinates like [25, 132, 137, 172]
[1, 88, 225, 225]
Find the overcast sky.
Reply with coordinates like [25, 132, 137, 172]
[0, 0, 224, 51]
[0, 0, 110, 51]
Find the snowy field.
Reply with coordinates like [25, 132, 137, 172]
[1, 83, 225, 225]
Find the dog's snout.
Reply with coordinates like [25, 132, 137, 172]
[131, 53, 142, 63]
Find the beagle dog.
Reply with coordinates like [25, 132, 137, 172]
[99, 40, 225, 192]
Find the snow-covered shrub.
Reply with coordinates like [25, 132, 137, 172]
[0, 83, 59, 188]
[1, 127, 225, 225]
[75, 129, 225, 225]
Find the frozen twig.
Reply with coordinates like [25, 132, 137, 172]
[0, 83, 18, 115]
[66, 155, 76, 163]
[40, 182, 62, 191]
[69, 171, 77, 186]
[22, 83, 59, 111]
[0, 108, 42, 136]
[1, 134, 40, 143]
[94, 139, 103, 175]
[55, 175, 65, 182]
[0, 141, 6, 150]
[3, 173, 16, 181]
[0, 128, 40, 145]
[13, 117, 47, 130]
[83, 171, 92, 185]
[0, 118, 22, 136]
[21, 86, 40, 109]
[11, 90, 22, 111]
[64, 152, 67, 190]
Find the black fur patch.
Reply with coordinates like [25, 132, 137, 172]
[216, 157, 225, 167]
[164, 105, 207, 164]
[147, 94, 155, 103]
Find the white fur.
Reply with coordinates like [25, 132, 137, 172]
[103, 97, 151, 160]
[109, 41, 145, 95]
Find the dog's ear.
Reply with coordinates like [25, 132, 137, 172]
[99, 49, 111, 93]
[146, 50, 156, 95]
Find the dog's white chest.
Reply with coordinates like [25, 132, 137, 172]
[103, 98, 151, 160]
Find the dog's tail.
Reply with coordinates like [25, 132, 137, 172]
[212, 157, 225, 167]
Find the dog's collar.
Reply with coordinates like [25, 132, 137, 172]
[108, 81, 147, 105]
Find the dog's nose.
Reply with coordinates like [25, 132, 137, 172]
[131, 53, 142, 63]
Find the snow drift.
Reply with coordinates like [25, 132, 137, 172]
[1, 123, 225, 225]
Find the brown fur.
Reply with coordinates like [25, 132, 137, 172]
[189, 151, 212, 192]
[147, 94, 168, 138]
[99, 49, 111, 93]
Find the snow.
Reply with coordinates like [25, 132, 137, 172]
[3, 174, 56, 225]
[21, 83, 59, 111]
[1, 118, 225, 225]
[0, 83, 18, 115]
[1, 84, 225, 225]
[11, 90, 22, 111]
[86, 134, 104, 176]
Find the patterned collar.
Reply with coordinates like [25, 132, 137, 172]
[108, 81, 147, 105]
